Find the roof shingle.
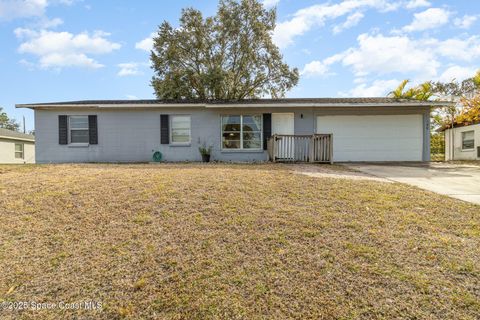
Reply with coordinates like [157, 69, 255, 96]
[16, 97, 452, 108]
[0, 128, 35, 141]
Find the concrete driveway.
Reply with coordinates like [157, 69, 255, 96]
[346, 163, 480, 205]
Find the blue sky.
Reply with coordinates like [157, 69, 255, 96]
[0, 0, 479, 131]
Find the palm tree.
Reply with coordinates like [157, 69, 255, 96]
[388, 80, 432, 101]
[415, 82, 433, 101]
[472, 70, 480, 90]
[389, 80, 410, 99]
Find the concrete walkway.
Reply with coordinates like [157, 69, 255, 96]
[346, 163, 480, 205]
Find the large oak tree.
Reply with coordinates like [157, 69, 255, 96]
[150, 0, 299, 100]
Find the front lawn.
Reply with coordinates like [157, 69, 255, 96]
[0, 164, 479, 319]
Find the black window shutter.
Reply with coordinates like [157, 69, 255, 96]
[58, 115, 68, 145]
[262, 113, 272, 150]
[88, 115, 98, 145]
[160, 114, 169, 144]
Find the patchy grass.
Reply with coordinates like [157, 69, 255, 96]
[0, 163, 479, 319]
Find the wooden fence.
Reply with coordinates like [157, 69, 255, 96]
[267, 134, 333, 164]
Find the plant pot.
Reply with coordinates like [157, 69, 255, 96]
[201, 154, 211, 162]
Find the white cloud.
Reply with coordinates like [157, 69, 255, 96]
[0, 0, 47, 19]
[126, 95, 139, 100]
[300, 53, 345, 77]
[344, 78, 400, 97]
[341, 33, 439, 78]
[333, 12, 364, 34]
[273, 0, 399, 48]
[262, 0, 279, 9]
[135, 33, 155, 52]
[301, 61, 329, 77]
[402, 8, 450, 32]
[0, 0, 76, 20]
[117, 62, 144, 76]
[438, 66, 478, 83]
[405, 0, 430, 9]
[15, 28, 121, 69]
[432, 36, 480, 62]
[303, 31, 480, 95]
[39, 53, 103, 69]
[454, 15, 478, 29]
[37, 16, 63, 28]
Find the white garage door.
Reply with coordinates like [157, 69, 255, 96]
[316, 114, 424, 162]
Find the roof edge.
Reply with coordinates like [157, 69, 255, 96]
[16, 98, 454, 109]
[438, 120, 480, 132]
[0, 135, 35, 142]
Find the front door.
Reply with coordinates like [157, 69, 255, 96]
[272, 113, 295, 160]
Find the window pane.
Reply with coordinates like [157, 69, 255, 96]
[15, 152, 23, 159]
[463, 140, 474, 149]
[223, 140, 241, 149]
[172, 129, 190, 143]
[172, 116, 190, 130]
[171, 116, 191, 143]
[222, 132, 241, 149]
[71, 130, 89, 143]
[222, 115, 241, 131]
[243, 132, 261, 149]
[462, 131, 475, 149]
[15, 144, 23, 152]
[70, 116, 88, 129]
[242, 115, 262, 131]
[463, 131, 474, 140]
[243, 140, 261, 149]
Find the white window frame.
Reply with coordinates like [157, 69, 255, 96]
[221, 114, 263, 151]
[170, 115, 191, 145]
[14, 143, 24, 159]
[461, 130, 475, 151]
[69, 115, 89, 144]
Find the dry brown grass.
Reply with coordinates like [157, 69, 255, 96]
[0, 163, 479, 319]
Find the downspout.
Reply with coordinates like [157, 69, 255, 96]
[451, 110, 455, 161]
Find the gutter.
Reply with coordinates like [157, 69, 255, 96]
[16, 102, 453, 109]
[0, 135, 35, 142]
[205, 102, 453, 108]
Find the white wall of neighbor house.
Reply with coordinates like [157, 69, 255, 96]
[445, 123, 480, 161]
[34, 106, 430, 163]
[0, 138, 35, 164]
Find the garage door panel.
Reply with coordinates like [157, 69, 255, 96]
[316, 115, 423, 162]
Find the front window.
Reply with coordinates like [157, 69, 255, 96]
[171, 115, 191, 144]
[462, 131, 474, 150]
[14, 143, 24, 159]
[69, 116, 89, 143]
[222, 115, 262, 149]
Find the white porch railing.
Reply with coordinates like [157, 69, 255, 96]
[267, 134, 333, 164]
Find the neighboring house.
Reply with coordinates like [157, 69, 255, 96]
[441, 122, 480, 161]
[16, 98, 449, 163]
[0, 128, 35, 164]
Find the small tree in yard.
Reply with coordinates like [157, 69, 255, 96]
[430, 72, 480, 160]
[150, 0, 299, 100]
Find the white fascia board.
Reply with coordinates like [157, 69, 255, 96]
[0, 135, 35, 142]
[205, 103, 451, 108]
[98, 104, 206, 108]
[16, 104, 207, 109]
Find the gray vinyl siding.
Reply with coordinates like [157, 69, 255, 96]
[34, 106, 430, 163]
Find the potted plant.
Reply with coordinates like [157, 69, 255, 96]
[198, 143, 213, 162]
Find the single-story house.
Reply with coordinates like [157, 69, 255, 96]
[16, 98, 449, 163]
[0, 128, 35, 164]
[441, 121, 480, 161]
